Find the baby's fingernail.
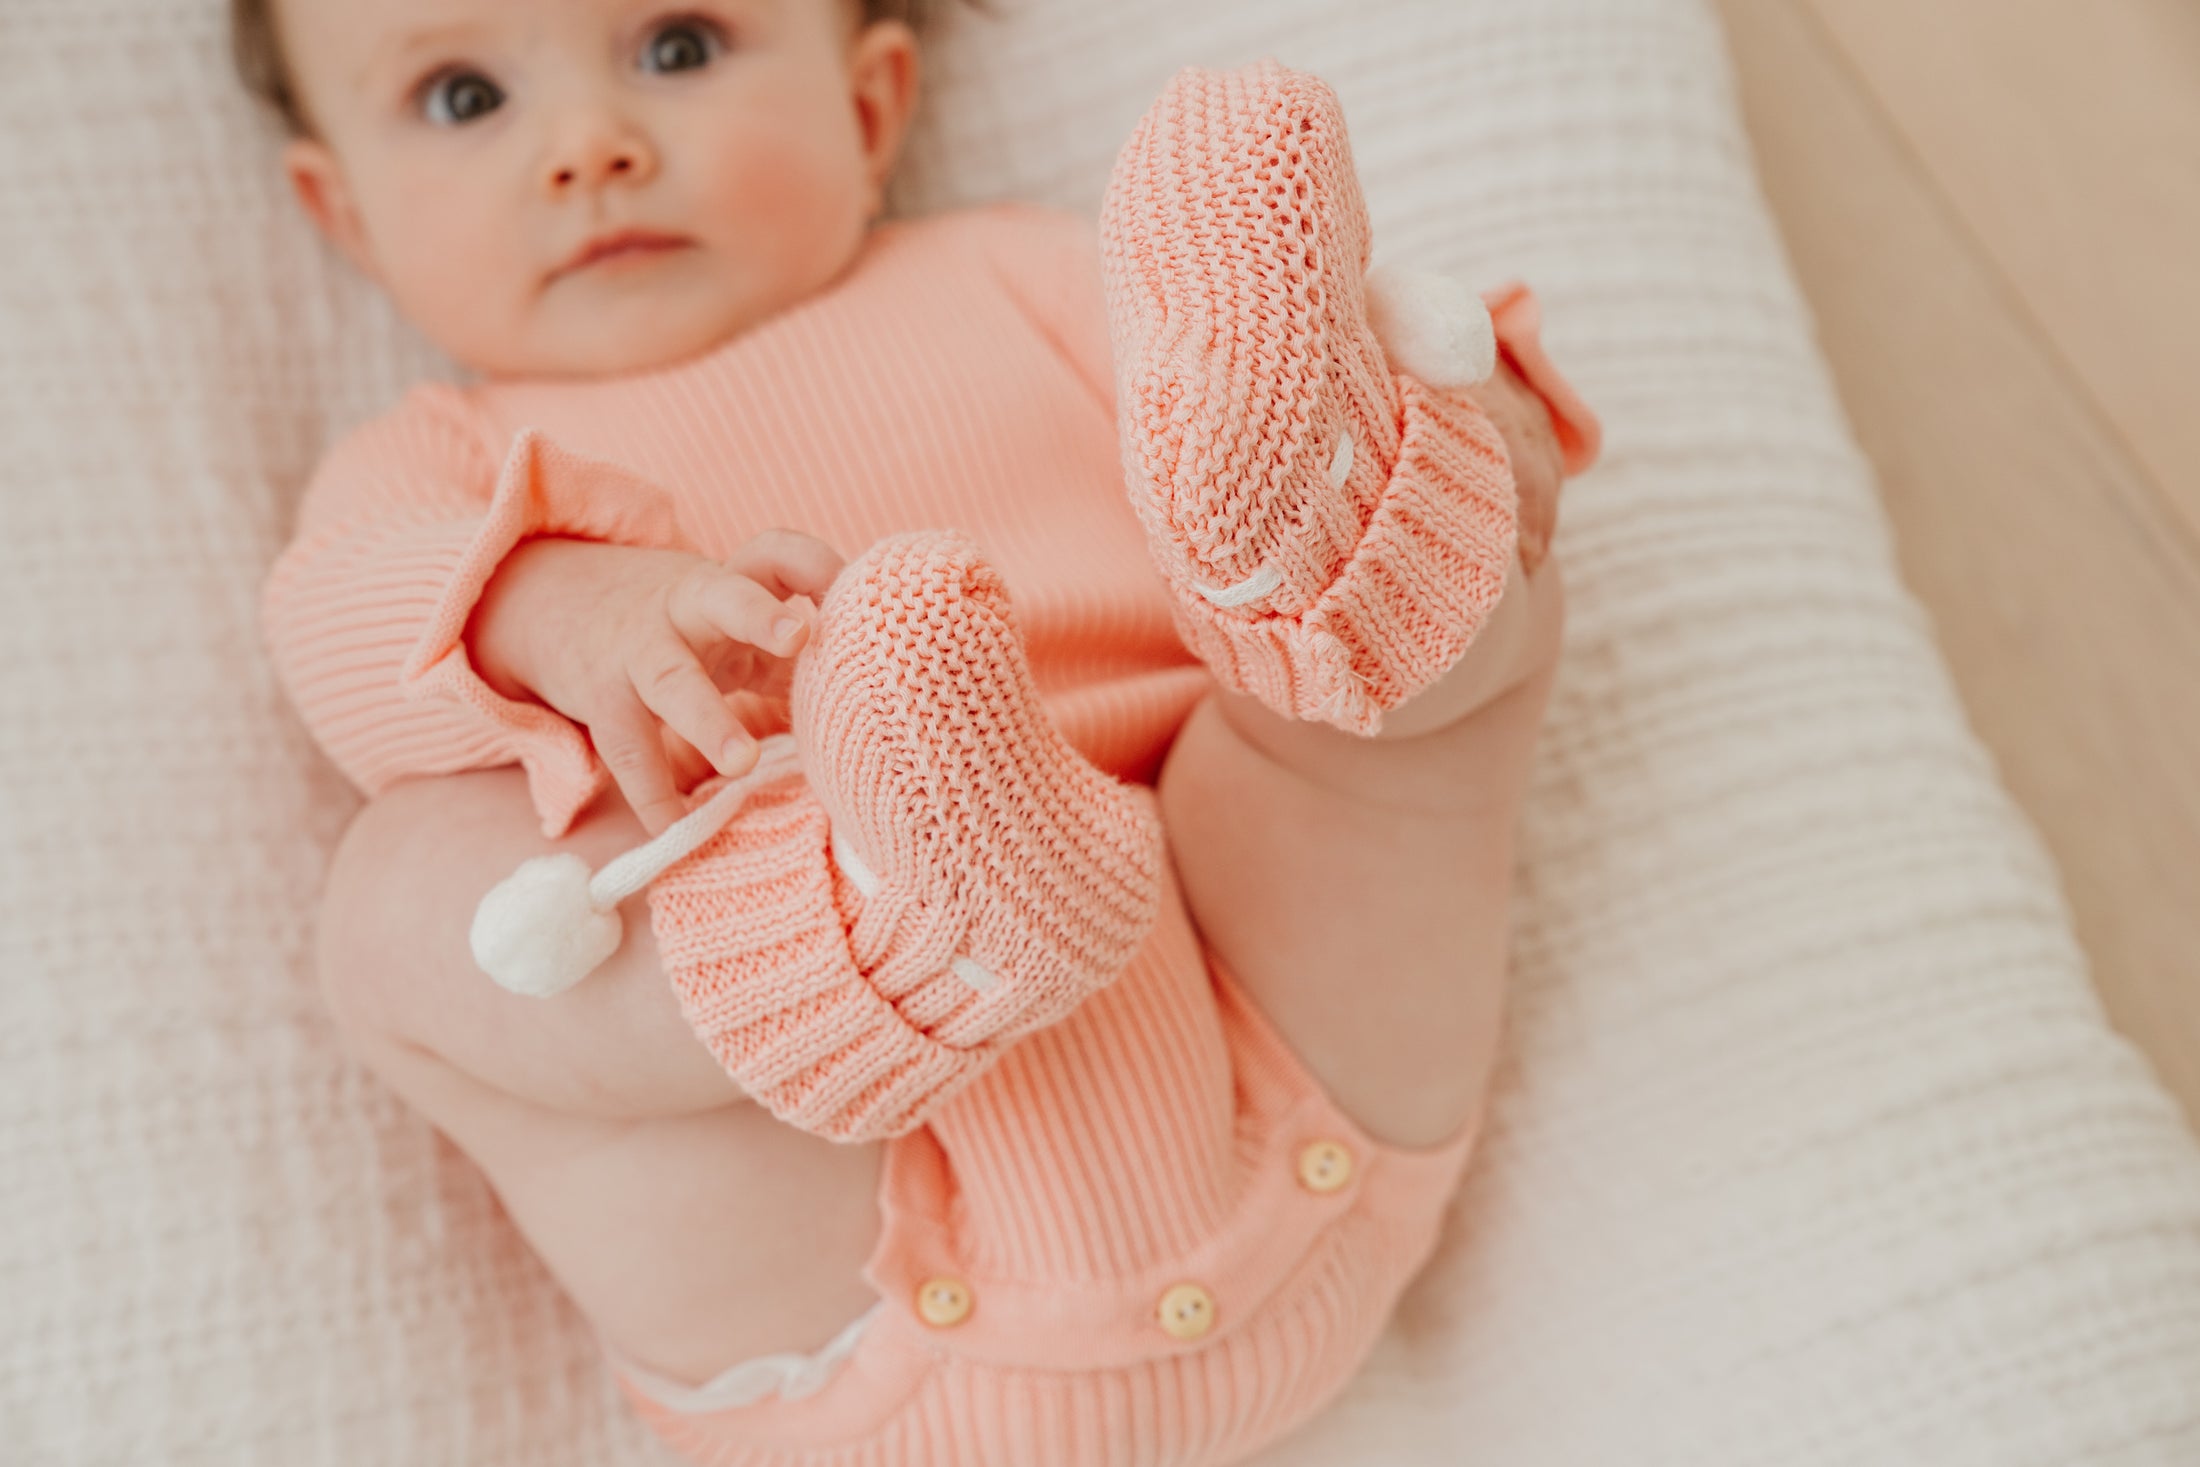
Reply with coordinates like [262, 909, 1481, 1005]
[772, 616, 803, 647]
[721, 738, 754, 771]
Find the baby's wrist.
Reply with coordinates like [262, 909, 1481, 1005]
[465, 537, 713, 714]
[465, 537, 591, 703]
[468, 538, 673, 703]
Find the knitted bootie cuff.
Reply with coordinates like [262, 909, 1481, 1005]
[1160, 376, 1518, 733]
[646, 766, 995, 1143]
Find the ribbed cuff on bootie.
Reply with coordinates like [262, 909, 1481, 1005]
[647, 758, 984, 1142]
[1100, 59, 1519, 735]
[645, 531, 1165, 1142]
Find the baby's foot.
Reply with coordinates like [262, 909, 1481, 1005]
[1100, 60, 1518, 734]
[647, 531, 1164, 1141]
[794, 529, 1165, 1046]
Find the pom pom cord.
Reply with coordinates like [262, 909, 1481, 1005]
[586, 734, 801, 909]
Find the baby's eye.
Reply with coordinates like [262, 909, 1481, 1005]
[422, 69, 505, 127]
[640, 17, 724, 74]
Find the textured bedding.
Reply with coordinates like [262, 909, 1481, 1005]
[6, 0, 2200, 1463]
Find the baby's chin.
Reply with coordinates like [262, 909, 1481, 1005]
[458, 307, 753, 384]
[449, 266, 823, 384]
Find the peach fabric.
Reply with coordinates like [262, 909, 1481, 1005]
[258, 202, 1593, 1466]
[649, 531, 1168, 1142]
[1100, 63, 1599, 734]
[622, 870, 1484, 1467]
[258, 207, 1596, 843]
[259, 206, 1211, 844]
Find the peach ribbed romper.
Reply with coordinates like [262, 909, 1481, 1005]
[260, 205, 1583, 1466]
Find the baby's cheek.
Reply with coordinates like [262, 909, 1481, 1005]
[703, 123, 871, 296]
[373, 196, 526, 370]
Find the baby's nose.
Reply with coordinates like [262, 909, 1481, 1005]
[545, 119, 657, 193]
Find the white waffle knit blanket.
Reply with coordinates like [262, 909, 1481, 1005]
[4, 0, 2198, 1463]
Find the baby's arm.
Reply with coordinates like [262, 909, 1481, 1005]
[259, 389, 829, 838]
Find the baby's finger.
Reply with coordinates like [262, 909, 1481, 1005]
[667, 563, 811, 660]
[720, 529, 847, 603]
[694, 639, 766, 695]
[624, 634, 759, 780]
[590, 696, 692, 839]
[1515, 455, 1561, 575]
[1513, 405, 1565, 575]
[661, 726, 717, 792]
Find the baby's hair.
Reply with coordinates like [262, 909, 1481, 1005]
[231, 0, 973, 138]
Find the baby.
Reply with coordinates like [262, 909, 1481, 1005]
[246, 0, 1601, 1462]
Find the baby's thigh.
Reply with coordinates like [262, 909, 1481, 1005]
[354, 1025, 886, 1388]
[318, 766, 743, 1119]
[1158, 665, 1555, 1152]
[321, 771, 886, 1385]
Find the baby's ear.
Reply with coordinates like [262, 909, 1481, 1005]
[849, 19, 920, 208]
[282, 138, 381, 283]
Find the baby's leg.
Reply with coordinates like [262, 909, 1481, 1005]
[314, 529, 1166, 1383]
[317, 767, 884, 1387]
[1156, 551, 1563, 1150]
[1106, 62, 1586, 1150]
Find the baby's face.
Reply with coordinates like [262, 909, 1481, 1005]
[279, 0, 918, 380]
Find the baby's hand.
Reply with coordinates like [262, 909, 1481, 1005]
[1465, 357, 1566, 575]
[467, 531, 846, 835]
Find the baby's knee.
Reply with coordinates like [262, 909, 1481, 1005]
[314, 784, 424, 1048]
[313, 769, 525, 1049]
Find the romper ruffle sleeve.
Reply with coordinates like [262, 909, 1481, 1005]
[257, 383, 697, 839]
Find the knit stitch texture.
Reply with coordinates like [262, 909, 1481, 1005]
[647, 531, 1165, 1141]
[1100, 61, 1522, 733]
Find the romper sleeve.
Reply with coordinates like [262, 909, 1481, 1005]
[258, 383, 698, 839]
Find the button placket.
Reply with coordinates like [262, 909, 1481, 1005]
[1156, 1282, 1216, 1341]
[914, 1276, 973, 1328]
[1295, 1138, 1354, 1195]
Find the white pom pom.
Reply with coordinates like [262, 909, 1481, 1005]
[1364, 264, 1496, 389]
[470, 852, 624, 998]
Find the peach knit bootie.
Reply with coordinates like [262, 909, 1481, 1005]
[645, 530, 1166, 1142]
[1100, 60, 1519, 735]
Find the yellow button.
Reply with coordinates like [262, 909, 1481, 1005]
[1156, 1282, 1217, 1341]
[914, 1276, 973, 1328]
[1296, 1139, 1354, 1194]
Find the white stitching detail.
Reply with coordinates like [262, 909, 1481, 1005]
[1187, 433, 1351, 609]
[828, 827, 882, 897]
[831, 829, 999, 993]
[1192, 562, 1283, 607]
[827, 831, 998, 994]
[950, 956, 1001, 992]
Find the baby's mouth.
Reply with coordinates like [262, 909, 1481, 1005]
[549, 229, 695, 283]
